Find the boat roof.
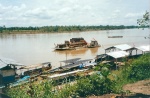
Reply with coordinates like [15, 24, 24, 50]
[76, 59, 92, 64]
[0, 57, 23, 69]
[96, 54, 107, 59]
[61, 59, 92, 69]
[106, 51, 129, 59]
[22, 62, 51, 69]
[136, 45, 150, 52]
[60, 58, 81, 63]
[105, 44, 133, 51]
[48, 69, 87, 79]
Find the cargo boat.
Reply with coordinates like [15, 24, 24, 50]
[54, 37, 87, 50]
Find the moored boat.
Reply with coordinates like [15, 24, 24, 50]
[87, 39, 100, 48]
[54, 37, 87, 50]
[108, 36, 123, 38]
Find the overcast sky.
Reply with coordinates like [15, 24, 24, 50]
[0, 0, 149, 27]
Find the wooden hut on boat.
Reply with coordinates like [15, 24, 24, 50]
[87, 39, 100, 48]
[0, 57, 23, 85]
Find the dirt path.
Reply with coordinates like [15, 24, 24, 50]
[123, 79, 150, 95]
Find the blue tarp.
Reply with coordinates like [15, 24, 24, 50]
[16, 76, 30, 83]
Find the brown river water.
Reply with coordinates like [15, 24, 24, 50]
[0, 28, 149, 68]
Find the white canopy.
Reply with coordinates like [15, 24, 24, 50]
[113, 44, 132, 51]
[105, 44, 133, 51]
[0, 57, 23, 69]
[136, 45, 150, 52]
[106, 51, 129, 59]
[48, 69, 87, 79]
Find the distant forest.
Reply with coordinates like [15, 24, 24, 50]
[0, 25, 148, 33]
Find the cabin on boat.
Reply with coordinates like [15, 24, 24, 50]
[0, 57, 23, 85]
[87, 40, 100, 48]
[70, 38, 86, 43]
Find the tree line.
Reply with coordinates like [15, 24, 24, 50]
[0, 25, 148, 33]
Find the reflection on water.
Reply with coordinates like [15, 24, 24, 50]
[54, 48, 88, 56]
[89, 47, 99, 54]
[54, 47, 99, 56]
[0, 29, 149, 68]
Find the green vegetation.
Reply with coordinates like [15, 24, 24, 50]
[137, 11, 150, 27]
[5, 54, 150, 98]
[0, 25, 146, 33]
[111, 54, 150, 93]
[128, 54, 150, 81]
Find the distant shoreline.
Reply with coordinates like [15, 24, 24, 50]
[0, 28, 143, 34]
[0, 25, 147, 34]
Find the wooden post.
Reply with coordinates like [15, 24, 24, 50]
[142, 51, 143, 54]
[116, 59, 117, 70]
[0, 88, 2, 93]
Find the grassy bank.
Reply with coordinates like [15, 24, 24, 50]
[5, 53, 150, 98]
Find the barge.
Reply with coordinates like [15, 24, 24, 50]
[54, 37, 87, 50]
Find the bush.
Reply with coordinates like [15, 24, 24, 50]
[76, 78, 93, 97]
[76, 67, 113, 97]
[128, 54, 150, 81]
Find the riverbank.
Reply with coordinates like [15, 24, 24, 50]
[4, 53, 150, 98]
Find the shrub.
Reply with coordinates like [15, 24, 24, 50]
[76, 78, 93, 97]
[128, 54, 150, 81]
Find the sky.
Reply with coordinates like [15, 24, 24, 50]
[0, 0, 150, 27]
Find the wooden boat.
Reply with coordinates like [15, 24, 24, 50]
[20, 62, 52, 76]
[9, 76, 30, 87]
[54, 37, 87, 50]
[108, 36, 123, 38]
[87, 40, 100, 48]
[50, 58, 96, 74]
[54, 44, 75, 50]
[48, 69, 87, 80]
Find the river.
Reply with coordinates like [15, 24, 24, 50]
[0, 28, 149, 68]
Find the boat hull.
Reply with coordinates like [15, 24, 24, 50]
[55, 47, 75, 50]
